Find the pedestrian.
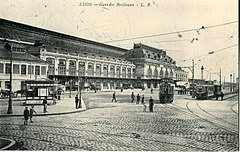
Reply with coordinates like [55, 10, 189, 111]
[149, 96, 154, 112]
[43, 97, 48, 113]
[143, 103, 147, 112]
[23, 107, 30, 125]
[131, 92, 135, 103]
[136, 94, 140, 104]
[111, 92, 117, 102]
[30, 105, 37, 123]
[150, 88, 153, 94]
[141, 95, 145, 104]
[75, 94, 79, 109]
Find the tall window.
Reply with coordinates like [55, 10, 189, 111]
[69, 60, 76, 76]
[0, 63, 3, 73]
[46, 58, 55, 75]
[103, 65, 108, 77]
[41, 66, 46, 75]
[154, 68, 158, 78]
[165, 70, 169, 77]
[58, 59, 66, 75]
[116, 67, 120, 78]
[127, 68, 131, 78]
[21, 65, 27, 75]
[160, 68, 163, 77]
[87, 63, 94, 76]
[110, 65, 115, 77]
[13, 64, 19, 74]
[5, 63, 11, 74]
[79, 62, 85, 76]
[95, 64, 101, 77]
[147, 67, 152, 78]
[35, 66, 40, 75]
[122, 67, 126, 78]
[28, 65, 34, 75]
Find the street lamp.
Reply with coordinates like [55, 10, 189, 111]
[69, 79, 72, 98]
[230, 74, 232, 92]
[78, 77, 82, 108]
[4, 40, 43, 114]
[4, 43, 13, 114]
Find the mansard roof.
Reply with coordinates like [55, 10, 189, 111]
[0, 18, 128, 57]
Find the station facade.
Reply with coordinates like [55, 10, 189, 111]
[0, 18, 188, 91]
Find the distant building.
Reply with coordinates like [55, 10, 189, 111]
[0, 44, 48, 91]
[0, 18, 188, 91]
[124, 43, 188, 88]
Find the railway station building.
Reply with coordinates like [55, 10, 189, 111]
[0, 18, 188, 91]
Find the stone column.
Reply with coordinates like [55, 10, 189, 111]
[76, 60, 79, 76]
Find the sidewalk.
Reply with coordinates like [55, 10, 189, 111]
[0, 95, 87, 117]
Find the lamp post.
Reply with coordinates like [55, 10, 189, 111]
[3, 40, 43, 114]
[4, 43, 13, 114]
[180, 59, 195, 98]
[69, 79, 72, 98]
[230, 74, 232, 92]
[78, 77, 82, 108]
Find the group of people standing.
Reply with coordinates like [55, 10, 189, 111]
[131, 92, 154, 112]
[23, 105, 37, 125]
[111, 91, 154, 112]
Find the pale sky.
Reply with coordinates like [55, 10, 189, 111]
[0, 0, 238, 82]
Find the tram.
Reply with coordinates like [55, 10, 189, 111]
[195, 84, 223, 100]
[159, 78, 174, 103]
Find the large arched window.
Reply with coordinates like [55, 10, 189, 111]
[46, 57, 55, 75]
[103, 65, 108, 77]
[154, 68, 158, 78]
[79, 62, 85, 76]
[110, 65, 115, 77]
[58, 59, 66, 75]
[160, 68, 163, 77]
[127, 68, 131, 78]
[170, 69, 173, 78]
[95, 64, 101, 77]
[122, 67, 126, 78]
[87, 63, 94, 76]
[116, 66, 120, 78]
[165, 69, 169, 77]
[147, 66, 152, 78]
[69, 60, 76, 76]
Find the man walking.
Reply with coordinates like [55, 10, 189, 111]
[111, 92, 117, 102]
[131, 92, 135, 103]
[30, 105, 37, 123]
[43, 97, 48, 113]
[75, 94, 79, 109]
[141, 95, 145, 104]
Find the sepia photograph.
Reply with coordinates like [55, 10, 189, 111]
[0, 0, 238, 151]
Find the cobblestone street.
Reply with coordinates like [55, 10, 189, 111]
[0, 89, 238, 151]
